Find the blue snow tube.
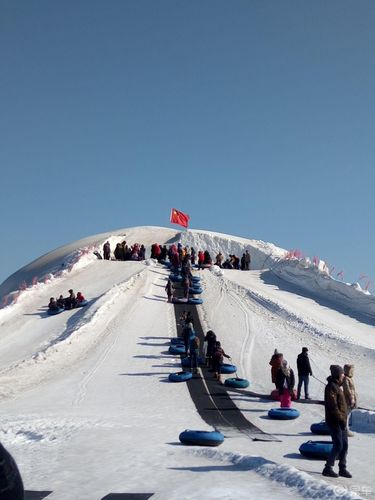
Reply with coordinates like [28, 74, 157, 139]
[179, 429, 224, 447]
[310, 421, 331, 435]
[299, 440, 333, 459]
[169, 344, 186, 355]
[191, 276, 201, 282]
[189, 287, 203, 294]
[76, 300, 88, 307]
[170, 337, 183, 345]
[187, 298, 203, 305]
[224, 377, 249, 389]
[181, 356, 204, 367]
[220, 363, 237, 374]
[168, 371, 193, 382]
[268, 408, 300, 420]
[169, 274, 183, 282]
[48, 308, 64, 315]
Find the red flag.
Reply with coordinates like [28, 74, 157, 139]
[170, 208, 190, 228]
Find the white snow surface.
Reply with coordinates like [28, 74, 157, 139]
[0, 226, 374, 500]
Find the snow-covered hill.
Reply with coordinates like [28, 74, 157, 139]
[0, 226, 373, 499]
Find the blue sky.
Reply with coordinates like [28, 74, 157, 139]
[1, 1, 374, 288]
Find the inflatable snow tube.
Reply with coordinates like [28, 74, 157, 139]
[191, 276, 201, 282]
[172, 297, 188, 304]
[76, 300, 88, 307]
[48, 308, 64, 315]
[219, 363, 237, 374]
[187, 298, 203, 305]
[310, 421, 331, 435]
[169, 371, 193, 382]
[181, 356, 204, 367]
[169, 275, 183, 282]
[268, 408, 300, 420]
[169, 344, 186, 355]
[189, 287, 203, 294]
[299, 440, 333, 459]
[170, 337, 183, 345]
[270, 389, 298, 401]
[224, 377, 249, 389]
[179, 429, 224, 447]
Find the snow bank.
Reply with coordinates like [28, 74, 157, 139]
[192, 449, 362, 499]
[271, 258, 375, 319]
[178, 228, 285, 270]
[351, 409, 375, 433]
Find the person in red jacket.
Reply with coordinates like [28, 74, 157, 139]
[198, 251, 205, 269]
[76, 292, 85, 303]
[269, 349, 283, 387]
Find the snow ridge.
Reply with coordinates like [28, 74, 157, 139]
[192, 449, 362, 499]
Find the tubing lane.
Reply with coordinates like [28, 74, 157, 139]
[172, 302, 280, 442]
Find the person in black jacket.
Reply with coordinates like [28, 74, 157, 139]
[204, 330, 217, 367]
[0, 442, 24, 500]
[296, 347, 312, 400]
[322, 365, 351, 478]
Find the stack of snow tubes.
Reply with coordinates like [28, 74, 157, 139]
[179, 429, 224, 447]
[268, 408, 300, 420]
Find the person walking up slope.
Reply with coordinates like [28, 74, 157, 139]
[322, 365, 352, 478]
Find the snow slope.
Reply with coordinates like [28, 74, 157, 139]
[0, 227, 373, 500]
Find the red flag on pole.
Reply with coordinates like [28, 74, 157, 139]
[170, 208, 190, 228]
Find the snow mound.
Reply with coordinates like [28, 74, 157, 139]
[272, 258, 375, 319]
[192, 449, 362, 499]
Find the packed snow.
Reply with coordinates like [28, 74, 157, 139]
[0, 226, 374, 499]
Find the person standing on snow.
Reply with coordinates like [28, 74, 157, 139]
[296, 347, 312, 400]
[276, 359, 295, 408]
[212, 341, 231, 383]
[342, 364, 358, 437]
[103, 241, 111, 260]
[189, 335, 200, 374]
[244, 250, 251, 270]
[204, 330, 217, 367]
[165, 279, 174, 303]
[182, 322, 194, 356]
[322, 365, 351, 478]
[269, 349, 283, 387]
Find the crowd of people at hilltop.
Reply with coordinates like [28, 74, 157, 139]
[102, 241, 146, 261]
[99, 241, 252, 271]
[48, 289, 85, 311]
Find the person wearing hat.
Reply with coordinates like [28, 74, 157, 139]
[342, 364, 358, 437]
[269, 349, 283, 387]
[276, 359, 295, 408]
[296, 347, 313, 400]
[322, 365, 351, 478]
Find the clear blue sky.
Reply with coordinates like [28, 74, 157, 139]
[1, 1, 374, 288]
